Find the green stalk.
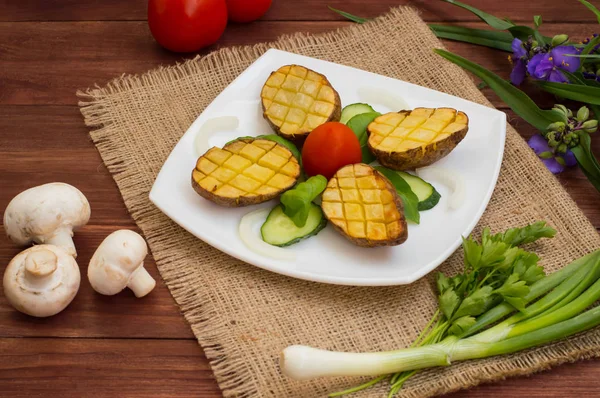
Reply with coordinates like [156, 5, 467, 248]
[507, 276, 600, 337]
[529, 258, 600, 321]
[460, 250, 600, 338]
[283, 302, 600, 379]
[470, 255, 598, 343]
[454, 305, 600, 361]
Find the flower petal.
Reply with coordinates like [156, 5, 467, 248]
[562, 150, 578, 167]
[528, 134, 551, 154]
[542, 157, 565, 174]
[527, 53, 545, 76]
[510, 59, 527, 85]
[529, 53, 554, 80]
[511, 38, 527, 58]
[548, 69, 569, 83]
[550, 46, 581, 73]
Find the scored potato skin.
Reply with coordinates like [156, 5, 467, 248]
[261, 65, 342, 145]
[321, 164, 408, 248]
[367, 109, 469, 171]
[191, 138, 300, 207]
[191, 173, 291, 208]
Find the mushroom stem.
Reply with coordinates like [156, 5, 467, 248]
[46, 229, 77, 257]
[24, 248, 58, 288]
[127, 265, 156, 298]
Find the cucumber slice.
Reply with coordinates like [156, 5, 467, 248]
[340, 103, 376, 124]
[261, 204, 327, 247]
[396, 171, 441, 211]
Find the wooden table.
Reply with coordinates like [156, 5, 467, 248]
[1, 1, 599, 396]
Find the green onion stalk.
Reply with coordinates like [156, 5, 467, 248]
[280, 249, 600, 392]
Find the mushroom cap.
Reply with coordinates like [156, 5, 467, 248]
[3, 245, 81, 317]
[3, 183, 91, 246]
[88, 230, 149, 295]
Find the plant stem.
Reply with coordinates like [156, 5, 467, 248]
[460, 250, 599, 338]
[328, 375, 388, 397]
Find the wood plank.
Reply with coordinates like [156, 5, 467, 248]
[0, 336, 598, 398]
[0, 0, 595, 23]
[0, 226, 194, 339]
[0, 21, 594, 107]
[0, 149, 134, 227]
[0, 338, 220, 398]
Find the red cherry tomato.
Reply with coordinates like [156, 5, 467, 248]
[302, 122, 362, 179]
[225, 0, 272, 23]
[148, 0, 228, 53]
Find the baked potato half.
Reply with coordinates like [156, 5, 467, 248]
[192, 138, 301, 207]
[367, 108, 469, 170]
[261, 64, 341, 143]
[321, 163, 408, 247]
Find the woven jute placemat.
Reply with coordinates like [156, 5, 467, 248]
[78, 6, 600, 397]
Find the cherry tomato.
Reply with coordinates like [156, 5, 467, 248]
[302, 122, 362, 179]
[148, 0, 228, 53]
[225, 0, 272, 23]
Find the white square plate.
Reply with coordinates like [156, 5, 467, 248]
[149, 49, 506, 286]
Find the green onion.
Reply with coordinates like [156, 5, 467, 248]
[281, 251, 600, 379]
[281, 223, 600, 394]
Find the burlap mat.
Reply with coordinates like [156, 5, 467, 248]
[78, 7, 600, 397]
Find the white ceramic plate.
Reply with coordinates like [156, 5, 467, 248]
[149, 49, 506, 286]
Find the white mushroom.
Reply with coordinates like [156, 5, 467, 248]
[88, 230, 156, 298]
[3, 245, 81, 317]
[3, 183, 91, 257]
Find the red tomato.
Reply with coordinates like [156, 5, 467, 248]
[148, 0, 228, 53]
[226, 0, 272, 23]
[302, 122, 362, 179]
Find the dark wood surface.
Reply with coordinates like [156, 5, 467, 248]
[1, 1, 599, 397]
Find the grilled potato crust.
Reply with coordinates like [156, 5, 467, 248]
[367, 108, 469, 170]
[321, 163, 408, 247]
[261, 64, 341, 143]
[192, 138, 301, 207]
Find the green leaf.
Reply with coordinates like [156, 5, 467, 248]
[480, 240, 509, 269]
[571, 133, 600, 192]
[280, 175, 327, 227]
[491, 221, 557, 246]
[346, 112, 380, 164]
[453, 286, 494, 319]
[442, 0, 514, 30]
[536, 81, 600, 105]
[439, 288, 461, 320]
[429, 24, 514, 52]
[533, 15, 542, 28]
[374, 167, 420, 224]
[436, 272, 451, 295]
[448, 316, 476, 336]
[434, 49, 566, 131]
[327, 6, 369, 24]
[580, 0, 600, 23]
[462, 236, 483, 270]
[508, 25, 546, 46]
[567, 54, 600, 59]
[495, 273, 530, 311]
[561, 71, 600, 118]
[581, 35, 600, 58]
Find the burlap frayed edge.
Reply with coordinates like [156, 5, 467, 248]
[77, 6, 600, 398]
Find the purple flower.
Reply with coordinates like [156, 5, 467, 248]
[527, 46, 581, 83]
[510, 38, 528, 85]
[528, 134, 576, 174]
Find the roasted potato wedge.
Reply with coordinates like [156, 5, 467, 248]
[261, 64, 341, 143]
[321, 163, 408, 247]
[367, 108, 469, 170]
[192, 138, 301, 207]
